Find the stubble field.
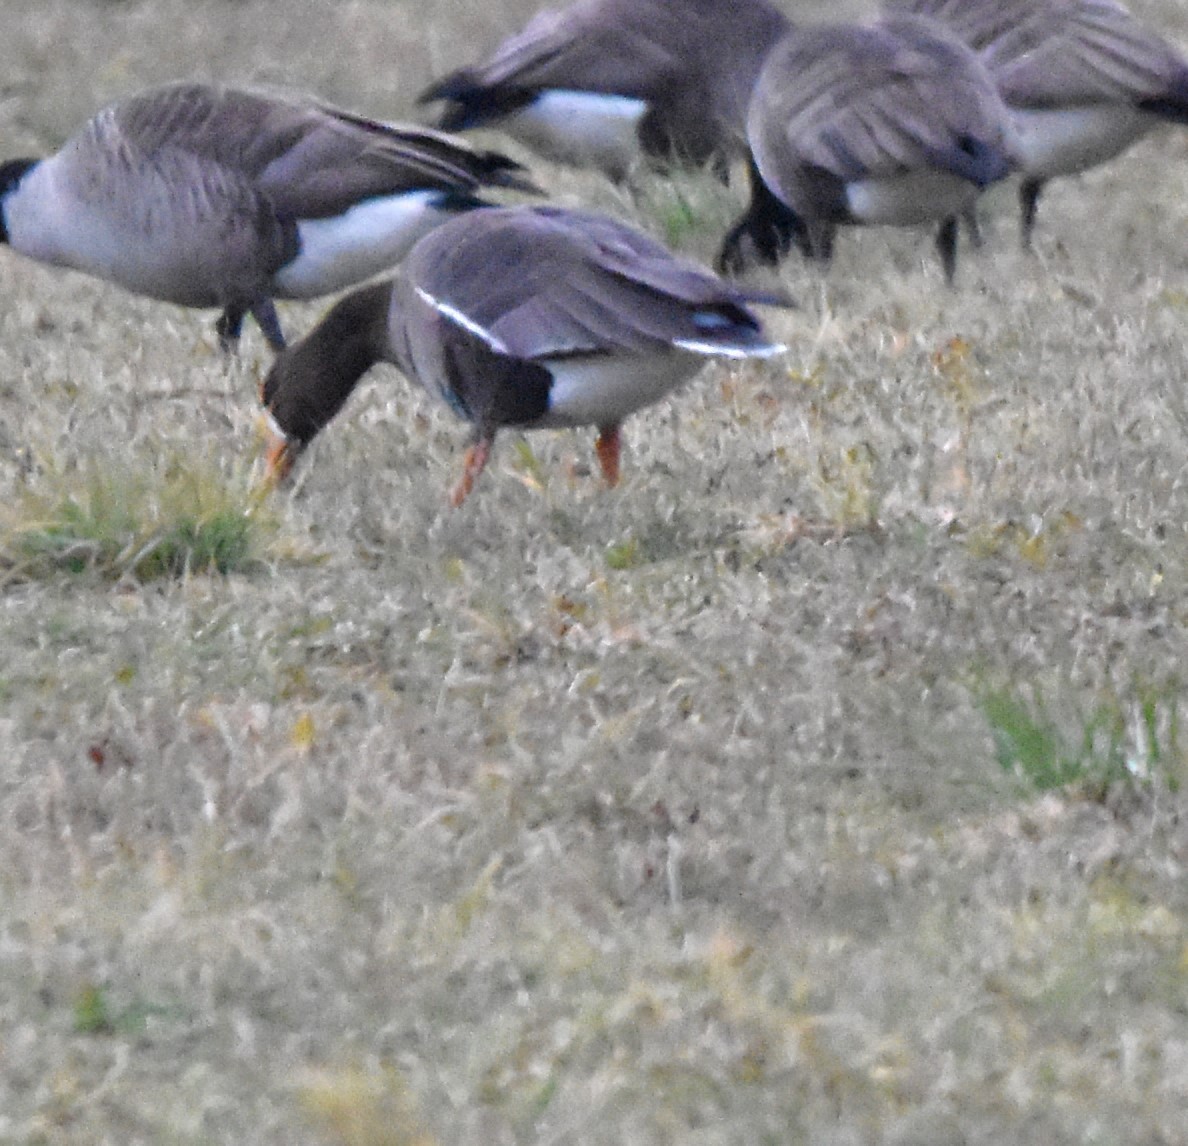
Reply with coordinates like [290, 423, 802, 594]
[3, 0, 1188, 1142]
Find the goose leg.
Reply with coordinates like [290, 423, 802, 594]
[806, 222, 834, 266]
[962, 204, 983, 250]
[1019, 178, 1043, 250]
[216, 300, 286, 353]
[595, 423, 622, 488]
[936, 217, 959, 286]
[451, 433, 495, 507]
[215, 304, 246, 353]
[716, 156, 808, 274]
[250, 299, 287, 352]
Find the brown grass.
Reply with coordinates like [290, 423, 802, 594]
[3, 1, 1188, 1143]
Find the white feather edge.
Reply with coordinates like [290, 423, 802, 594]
[674, 339, 787, 358]
[414, 285, 510, 353]
[416, 289, 786, 361]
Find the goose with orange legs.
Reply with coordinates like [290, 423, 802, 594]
[260, 205, 790, 505]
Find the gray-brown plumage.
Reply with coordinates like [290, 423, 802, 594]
[887, 0, 1188, 245]
[0, 82, 535, 350]
[261, 205, 790, 504]
[419, 0, 790, 180]
[717, 14, 1017, 283]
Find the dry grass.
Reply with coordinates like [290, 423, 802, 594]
[4, 1, 1188, 1142]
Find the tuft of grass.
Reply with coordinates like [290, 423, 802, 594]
[605, 537, 642, 571]
[73, 984, 114, 1035]
[813, 443, 881, 530]
[1, 452, 275, 583]
[981, 684, 1184, 795]
[629, 167, 741, 257]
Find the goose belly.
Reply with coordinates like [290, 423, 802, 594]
[272, 192, 458, 298]
[1009, 105, 1154, 179]
[844, 169, 979, 226]
[534, 350, 703, 429]
[500, 91, 649, 178]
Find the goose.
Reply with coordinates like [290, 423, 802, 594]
[0, 81, 535, 351]
[418, 0, 790, 181]
[885, 0, 1188, 247]
[717, 14, 1017, 283]
[260, 205, 790, 505]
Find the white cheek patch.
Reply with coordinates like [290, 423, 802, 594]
[501, 91, 649, 176]
[1009, 105, 1154, 179]
[273, 191, 455, 298]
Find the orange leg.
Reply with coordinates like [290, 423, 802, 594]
[594, 423, 622, 488]
[451, 434, 494, 508]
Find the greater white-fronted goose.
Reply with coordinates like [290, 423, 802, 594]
[418, 0, 790, 180]
[717, 14, 1017, 283]
[0, 82, 535, 351]
[886, 0, 1188, 246]
[261, 205, 790, 505]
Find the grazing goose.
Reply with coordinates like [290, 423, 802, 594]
[717, 14, 1017, 283]
[260, 205, 789, 505]
[0, 82, 535, 351]
[885, 0, 1188, 247]
[418, 0, 790, 180]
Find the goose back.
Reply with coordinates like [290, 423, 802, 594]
[421, 0, 789, 173]
[748, 17, 1016, 225]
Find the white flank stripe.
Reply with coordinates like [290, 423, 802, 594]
[503, 91, 649, 176]
[273, 191, 451, 298]
[415, 286, 509, 353]
[538, 351, 701, 428]
[845, 169, 977, 226]
[1010, 105, 1154, 179]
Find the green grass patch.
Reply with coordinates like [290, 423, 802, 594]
[1, 452, 275, 583]
[72, 983, 183, 1036]
[73, 983, 114, 1035]
[981, 684, 1184, 795]
[629, 167, 740, 257]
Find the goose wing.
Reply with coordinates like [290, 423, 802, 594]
[404, 206, 786, 364]
[981, 0, 1188, 107]
[110, 83, 534, 221]
[420, 0, 683, 111]
[885, 0, 1030, 53]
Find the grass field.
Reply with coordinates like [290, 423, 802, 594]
[4, 0, 1188, 1141]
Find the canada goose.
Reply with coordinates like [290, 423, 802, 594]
[0, 82, 535, 351]
[418, 0, 790, 181]
[886, 0, 1188, 247]
[260, 205, 790, 505]
[717, 14, 1017, 283]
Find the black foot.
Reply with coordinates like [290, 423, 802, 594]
[936, 217, 959, 286]
[715, 154, 811, 274]
[215, 304, 245, 354]
[1019, 178, 1043, 251]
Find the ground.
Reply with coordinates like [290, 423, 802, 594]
[2, 0, 1188, 1142]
